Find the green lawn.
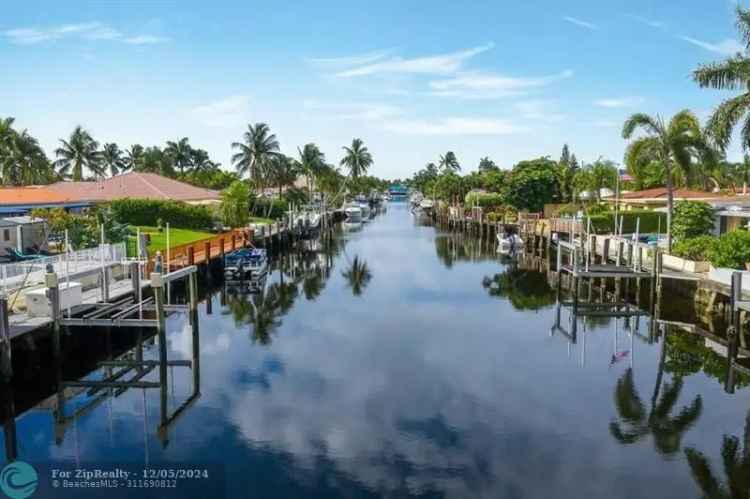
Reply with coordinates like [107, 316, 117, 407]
[127, 226, 214, 256]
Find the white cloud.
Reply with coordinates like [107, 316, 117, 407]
[383, 117, 528, 135]
[303, 100, 404, 121]
[335, 43, 494, 77]
[515, 100, 564, 122]
[306, 50, 390, 67]
[429, 69, 573, 99]
[681, 36, 744, 55]
[563, 16, 598, 30]
[123, 35, 169, 45]
[594, 96, 644, 108]
[3, 21, 166, 46]
[190, 95, 251, 128]
[626, 14, 664, 29]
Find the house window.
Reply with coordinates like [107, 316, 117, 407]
[2, 229, 9, 242]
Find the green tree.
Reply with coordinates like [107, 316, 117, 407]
[503, 157, 560, 212]
[267, 155, 299, 197]
[478, 156, 499, 172]
[1, 123, 52, 185]
[297, 143, 327, 194]
[101, 143, 125, 177]
[432, 171, 467, 201]
[231, 122, 280, 191]
[123, 144, 144, 173]
[220, 181, 251, 228]
[693, 6, 750, 152]
[54, 125, 102, 181]
[137, 146, 175, 176]
[672, 201, 715, 242]
[574, 158, 617, 203]
[557, 144, 580, 203]
[438, 151, 461, 172]
[165, 137, 193, 175]
[340, 138, 373, 178]
[623, 110, 713, 252]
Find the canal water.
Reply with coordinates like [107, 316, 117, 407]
[3, 202, 750, 498]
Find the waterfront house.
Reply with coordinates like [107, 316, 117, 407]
[0, 186, 90, 216]
[0, 216, 48, 256]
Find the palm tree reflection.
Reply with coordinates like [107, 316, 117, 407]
[481, 268, 555, 311]
[610, 368, 702, 455]
[226, 280, 299, 345]
[342, 256, 372, 297]
[684, 411, 750, 499]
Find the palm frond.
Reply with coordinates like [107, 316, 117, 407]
[706, 94, 750, 151]
[693, 55, 750, 90]
[622, 113, 663, 139]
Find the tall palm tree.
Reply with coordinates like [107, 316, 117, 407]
[54, 126, 102, 181]
[231, 123, 280, 192]
[123, 144, 144, 173]
[438, 151, 461, 172]
[165, 137, 192, 175]
[340, 138, 373, 178]
[684, 411, 750, 499]
[13, 131, 52, 185]
[609, 368, 702, 456]
[342, 256, 372, 296]
[297, 143, 327, 194]
[101, 143, 125, 177]
[622, 111, 713, 252]
[267, 155, 299, 197]
[139, 146, 174, 177]
[190, 148, 214, 173]
[693, 6, 750, 152]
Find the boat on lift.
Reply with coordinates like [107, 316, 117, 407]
[344, 204, 363, 224]
[419, 198, 435, 214]
[224, 248, 268, 278]
[496, 232, 524, 255]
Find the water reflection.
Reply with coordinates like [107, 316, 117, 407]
[342, 256, 372, 297]
[482, 266, 555, 311]
[685, 411, 750, 499]
[610, 367, 703, 455]
[434, 233, 495, 268]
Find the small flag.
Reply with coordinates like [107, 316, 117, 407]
[610, 350, 630, 366]
[619, 169, 633, 182]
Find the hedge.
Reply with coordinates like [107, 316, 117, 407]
[672, 236, 717, 261]
[464, 192, 504, 208]
[108, 199, 214, 230]
[588, 210, 666, 235]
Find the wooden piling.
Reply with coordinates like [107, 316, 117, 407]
[0, 297, 12, 380]
[46, 271, 62, 357]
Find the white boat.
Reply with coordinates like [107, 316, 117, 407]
[359, 202, 371, 221]
[344, 205, 363, 224]
[419, 199, 435, 212]
[496, 233, 524, 255]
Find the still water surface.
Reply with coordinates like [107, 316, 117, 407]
[3, 202, 750, 498]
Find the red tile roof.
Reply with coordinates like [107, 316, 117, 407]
[0, 186, 78, 205]
[47, 172, 220, 202]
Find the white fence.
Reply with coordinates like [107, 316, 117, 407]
[0, 243, 127, 295]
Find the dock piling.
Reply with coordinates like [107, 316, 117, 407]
[0, 297, 11, 380]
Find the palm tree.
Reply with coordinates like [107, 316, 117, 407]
[297, 143, 327, 194]
[478, 156, 498, 172]
[54, 126, 102, 181]
[438, 151, 461, 172]
[139, 146, 174, 177]
[342, 256, 372, 296]
[610, 368, 702, 455]
[101, 143, 125, 177]
[622, 111, 713, 252]
[190, 148, 214, 173]
[693, 6, 750, 152]
[684, 411, 750, 499]
[340, 138, 373, 178]
[0, 123, 52, 185]
[165, 137, 192, 175]
[231, 123, 280, 192]
[123, 144, 144, 173]
[267, 155, 299, 197]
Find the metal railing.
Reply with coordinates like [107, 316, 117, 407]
[0, 243, 127, 295]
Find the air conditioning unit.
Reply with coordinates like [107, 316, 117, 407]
[25, 282, 83, 318]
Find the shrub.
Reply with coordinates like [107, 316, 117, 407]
[252, 197, 289, 219]
[672, 236, 717, 261]
[588, 210, 666, 235]
[672, 201, 715, 242]
[109, 199, 214, 230]
[709, 230, 750, 269]
[220, 181, 251, 228]
[465, 192, 504, 208]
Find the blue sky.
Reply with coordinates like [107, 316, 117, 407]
[0, 0, 746, 179]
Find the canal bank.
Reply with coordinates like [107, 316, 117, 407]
[1, 202, 749, 499]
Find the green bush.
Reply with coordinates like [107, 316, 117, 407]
[109, 199, 214, 230]
[709, 230, 750, 269]
[672, 236, 717, 261]
[588, 210, 666, 235]
[464, 192, 504, 208]
[672, 201, 715, 241]
[252, 197, 289, 219]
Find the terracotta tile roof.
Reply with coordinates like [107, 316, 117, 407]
[47, 172, 220, 202]
[0, 186, 79, 205]
[619, 187, 722, 200]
